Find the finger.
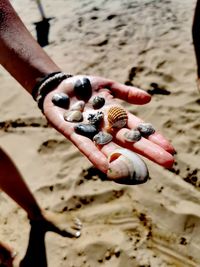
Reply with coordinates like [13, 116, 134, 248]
[109, 81, 151, 105]
[115, 128, 174, 169]
[127, 113, 175, 154]
[89, 76, 151, 105]
[69, 131, 109, 173]
[44, 106, 109, 173]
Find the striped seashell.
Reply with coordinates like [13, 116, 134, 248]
[107, 106, 128, 128]
[107, 148, 149, 185]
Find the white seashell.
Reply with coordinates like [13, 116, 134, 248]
[107, 148, 149, 184]
[64, 110, 83, 122]
[70, 101, 85, 112]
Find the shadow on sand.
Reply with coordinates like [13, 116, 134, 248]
[20, 224, 47, 267]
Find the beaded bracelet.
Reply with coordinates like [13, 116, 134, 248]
[32, 72, 73, 111]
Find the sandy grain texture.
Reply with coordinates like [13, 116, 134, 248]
[0, 0, 200, 266]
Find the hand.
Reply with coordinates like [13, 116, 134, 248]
[43, 75, 175, 176]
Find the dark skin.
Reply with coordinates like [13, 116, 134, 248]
[0, 0, 175, 265]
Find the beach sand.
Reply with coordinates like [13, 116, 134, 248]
[0, 0, 200, 266]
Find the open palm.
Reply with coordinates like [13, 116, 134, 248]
[43, 75, 175, 178]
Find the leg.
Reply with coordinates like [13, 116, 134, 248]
[0, 148, 43, 220]
[192, 0, 200, 78]
[0, 148, 81, 265]
[0, 241, 17, 267]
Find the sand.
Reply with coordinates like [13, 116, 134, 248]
[0, 0, 200, 266]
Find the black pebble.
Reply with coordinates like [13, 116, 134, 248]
[92, 96, 105, 109]
[74, 78, 92, 101]
[74, 124, 98, 139]
[51, 92, 70, 108]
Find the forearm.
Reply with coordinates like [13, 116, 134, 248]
[0, 0, 60, 94]
[192, 0, 200, 77]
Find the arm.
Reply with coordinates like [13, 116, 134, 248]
[0, 0, 59, 93]
[192, 0, 200, 78]
[0, 0, 175, 181]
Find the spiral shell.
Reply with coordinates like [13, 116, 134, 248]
[107, 148, 149, 185]
[107, 106, 128, 128]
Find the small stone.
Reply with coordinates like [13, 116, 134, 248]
[137, 123, 155, 136]
[74, 123, 98, 139]
[70, 100, 85, 112]
[124, 129, 141, 142]
[93, 131, 113, 145]
[51, 92, 70, 108]
[64, 110, 83, 122]
[74, 78, 92, 101]
[92, 96, 105, 109]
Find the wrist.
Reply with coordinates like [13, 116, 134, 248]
[32, 71, 73, 112]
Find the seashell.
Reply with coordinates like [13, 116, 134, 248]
[51, 92, 70, 108]
[107, 106, 128, 128]
[74, 77, 92, 101]
[70, 100, 85, 112]
[124, 129, 141, 142]
[137, 123, 155, 137]
[87, 111, 104, 126]
[107, 148, 149, 185]
[63, 110, 83, 122]
[93, 131, 113, 145]
[74, 123, 98, 139]
[92, 96, 105, 109]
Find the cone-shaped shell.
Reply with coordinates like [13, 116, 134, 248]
[107, 106, 128, 128]
[107, 149, 149, 185]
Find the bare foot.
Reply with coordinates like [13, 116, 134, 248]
[0, 242, 18, 267]
[29, 210, 82, 238]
